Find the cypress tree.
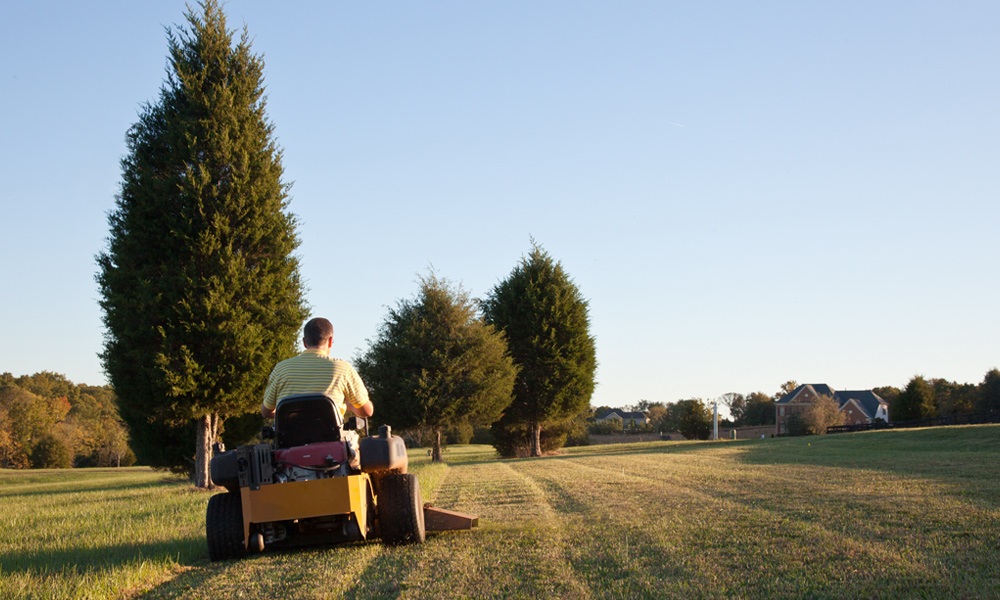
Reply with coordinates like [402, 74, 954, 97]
[357, 273, 516, 462]
[894, 376, 937, 422]
[96, 0, 307, 486]
[980, 368, 1000, 412]
[482, 243, 597, 457]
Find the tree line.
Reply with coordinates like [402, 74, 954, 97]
[0, 372, 133, 469]
[589, 382, 792, 441]
[590, 371, 1000, 441]
[878, 369, 1000, 422]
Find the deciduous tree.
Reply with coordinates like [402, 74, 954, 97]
[0, 410, 29, 469]
[932, 379, 978, 416]
[482, 243, 596, 457]
[675, 399, 712, 440]
[802, 394, 844, 434]
[873, 386, 901, 407]
[97, 0, 307, 486]
[742, 392, 776, 426]
[774, 381, 799, 401]
[720, 393, 746, 424]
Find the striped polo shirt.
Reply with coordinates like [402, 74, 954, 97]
[262, 349, 369, 416]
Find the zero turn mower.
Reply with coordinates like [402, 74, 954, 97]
[206, 393, 476, 561]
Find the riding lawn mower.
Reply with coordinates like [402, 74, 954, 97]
[206, 393, 477, 561]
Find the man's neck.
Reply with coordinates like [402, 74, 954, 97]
[304, 346, 330, 357]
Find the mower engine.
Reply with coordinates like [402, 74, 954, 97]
[272, 438, 357, 483]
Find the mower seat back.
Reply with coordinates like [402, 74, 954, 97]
[274, 394, 344, 449]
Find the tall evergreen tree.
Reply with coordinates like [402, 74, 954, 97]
[357, 273, 516, 461]
[482, 243, 597, 457]
[96, 0, 307, 487]
[980, 368, 1000, 412]
[894, 376, 936, 422]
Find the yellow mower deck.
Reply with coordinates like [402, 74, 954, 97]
[240, 474, 373, 545]
[237, 473, 478, 550]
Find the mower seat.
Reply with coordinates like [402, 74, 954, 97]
[274, 394, 344, 449]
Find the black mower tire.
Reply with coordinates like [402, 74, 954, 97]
[206, 491, 247, 561]
[378, 473, 426, 545]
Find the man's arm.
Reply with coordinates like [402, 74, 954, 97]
[262, 368, 279, 419]
[348, 400, 374, 418]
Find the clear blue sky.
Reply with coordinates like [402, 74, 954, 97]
[2, 1, 997, 410]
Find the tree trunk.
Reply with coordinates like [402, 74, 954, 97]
[432, 427, 443, 462]
[194, 413, 218, 488]
[530, 422, 542, 457]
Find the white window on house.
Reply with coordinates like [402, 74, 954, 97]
[779, 407, 785, 416]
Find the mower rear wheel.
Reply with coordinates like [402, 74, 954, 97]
[378, 473, 425, 545]
[206, 491, 247, 561]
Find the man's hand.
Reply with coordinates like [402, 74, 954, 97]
[261, 404, 275, 419]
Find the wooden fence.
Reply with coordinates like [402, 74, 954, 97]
[828, 410, 1000, 434]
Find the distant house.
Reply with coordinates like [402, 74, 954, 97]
[775, 384, 889, 434]
[595, 409, 649, 427]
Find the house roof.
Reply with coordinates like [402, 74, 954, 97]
[776, 384, 834, 404]
[596, 409, 647, 421]
[776, 384, 887, 420]
[833, 390, 886, 420]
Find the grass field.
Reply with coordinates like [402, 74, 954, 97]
[2, 426, 998, 599]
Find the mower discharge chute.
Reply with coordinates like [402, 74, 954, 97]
[206, 393, 477, 561]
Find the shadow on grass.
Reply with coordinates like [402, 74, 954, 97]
[341, 544, 425, 600]
[444, 439, 740, 467]
[449, 425, 1000, 493]
[734, 424, 1000, 484]
[3, 537, 202, 575]
[0, 477, 180, 499]
[136, 539, 427, 600]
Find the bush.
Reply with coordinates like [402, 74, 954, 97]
[446, 422, 474, 445]
[588, 420, 624, 435]
[564, 417, 590, 447]
[492, 419, 572, 458]
[625, 421, 654, 434]
[470, 426, 494, 445]
[31, 434, 72, 469]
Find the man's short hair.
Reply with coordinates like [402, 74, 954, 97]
[303, 317, 334, 347]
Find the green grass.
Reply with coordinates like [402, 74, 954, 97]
[3, 427, 999, 599]
[0, 468, 205, 600]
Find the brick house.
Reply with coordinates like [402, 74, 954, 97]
[775, 384, 889, 435]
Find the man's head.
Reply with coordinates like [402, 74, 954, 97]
[303, 317, 334, 349]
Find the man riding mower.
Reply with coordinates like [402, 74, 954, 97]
[206, 393, 476, 561]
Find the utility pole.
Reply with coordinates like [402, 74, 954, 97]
[713, 400, 719, 440]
